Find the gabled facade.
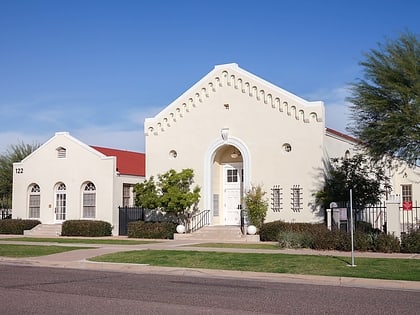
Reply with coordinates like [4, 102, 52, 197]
[145, 63, 419, 226]
[11, 63, 419, 235]
[145, 63, 326, 225]
[12, 132, 145, 235]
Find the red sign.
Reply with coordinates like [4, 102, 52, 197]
[403, 201, 413, 211]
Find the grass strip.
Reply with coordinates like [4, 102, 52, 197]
[188, 243, 279, 250]
[89, 249, 420, 281]
[0, 237, 158, 245]
[0, 244, 92, 257]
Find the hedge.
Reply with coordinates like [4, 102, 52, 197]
[128, 221, 177, 239]
[61, 220, 112, 237]
[0, 219, 41, 235]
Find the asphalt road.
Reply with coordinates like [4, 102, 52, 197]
[0, 265, 419, 315]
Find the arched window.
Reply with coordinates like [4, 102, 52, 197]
[55, 183, 66, 221]
[344, 150, 351, 160]
[29, 184, 41, 218]
[83, 182, 96, 218]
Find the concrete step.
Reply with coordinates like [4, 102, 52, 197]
[24, 224, 62, 237]
[174, 225, 260, 242]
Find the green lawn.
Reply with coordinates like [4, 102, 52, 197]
[0, 244, 92, 257]
[188, 242, 279, 250]
[0, 237, 158, 245]
[89, 249, 420, 281]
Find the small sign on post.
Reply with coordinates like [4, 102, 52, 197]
[403, 201, 413, 211]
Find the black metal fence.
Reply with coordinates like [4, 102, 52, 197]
[329, 202, 387, 233]
[189, 210, 210, 233]
[118, 207, 211, 236]
[400, 201, 419, 234]
[1, 209, 12, 220]
[356, 202, 387, 232]
[118, 206, 178, 235]
[330, 201, 420, 235]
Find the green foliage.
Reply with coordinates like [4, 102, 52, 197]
[0, 142, 40, 208]
[277, 231, 314, 249]
[133, 176, 160, 209]
[0, 219, 41, 234]
[347, 31, 420, 166]
[61, 220, 112, 237]
[128, 221, 176, 239]
[401, 229, 420, 253]
[134, 169, 200, 221]
[243, 185, 268, 230]
[314, 154, 389, 209]
[260, 220, 401, 253]
[373, 233, 400, 253]
[259, 221, 327, 242]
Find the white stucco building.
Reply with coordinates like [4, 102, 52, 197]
[144, 63, 419, 227]
[11, 63, 419, 235]
[12, 132, 145, 235]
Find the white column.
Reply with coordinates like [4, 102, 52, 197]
[386, 195, 401, 238]
[326, 209, 332, 230]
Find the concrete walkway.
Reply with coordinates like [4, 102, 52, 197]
[0, 236, 419, 292]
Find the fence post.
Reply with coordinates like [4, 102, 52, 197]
[386, 196, 401, 238]
[326, 209, 332, 230]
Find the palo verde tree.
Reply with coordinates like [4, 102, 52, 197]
[314, 153, 390, 211]
[347, 31, 420, 166]
[0, 142, 40, 209]
[134, 168, 201, 223]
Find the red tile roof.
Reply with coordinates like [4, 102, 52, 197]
[91, 146, 145, 177]
[325, 127, 359, 143]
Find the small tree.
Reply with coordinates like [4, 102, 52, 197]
[314, 153, 390, 211]
[243, 185, 268, 230]
[134, 168, 200, 224]
[0, 142, 39, 209]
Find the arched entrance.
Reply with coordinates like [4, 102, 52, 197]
[204, 137, 251, 226]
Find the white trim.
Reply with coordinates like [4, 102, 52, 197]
[204, 136, 251, 224]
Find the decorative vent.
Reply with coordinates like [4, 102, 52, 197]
[57, 147, 66, 158]
[271, 185, 283, 212]
[291, 185, 303, 212]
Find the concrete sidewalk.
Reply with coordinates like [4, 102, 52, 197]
[0, 237, 419, 292]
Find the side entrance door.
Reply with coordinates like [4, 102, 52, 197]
[223, 163, 243, 225]
[54, 183, 67, 223]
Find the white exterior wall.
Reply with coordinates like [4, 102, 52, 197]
[12, 132, 143, 235]
[325, 129, 420, 205]
[145, 64, 326, 224]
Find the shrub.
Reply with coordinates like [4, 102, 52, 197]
[373, 233, 400, 253]
[355, 221, 373, 233]
[259, 221, 327, 242]
[259, 221, 289, 241]
[0, 219, 41, 234]
[128, 221, 177, 239]
[354, 231, 372, 251]
[61, 220, 112, 237]
[277, 231, 314, 249]
[243, 185, 268, 230]
[401, 229, 420, 253]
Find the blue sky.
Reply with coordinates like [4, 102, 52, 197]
[1, 0, 419, 153]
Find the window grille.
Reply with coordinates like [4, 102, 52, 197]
[227, 169, 238, 182]
[271, 185, 282, 212]
[291, 185, 303, 212]
[401, 184, 412, 202]
[83, 182, 96, 218]
[29, 184, 41, 218]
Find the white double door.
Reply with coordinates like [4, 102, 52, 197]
[223, 163, 243, 225]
